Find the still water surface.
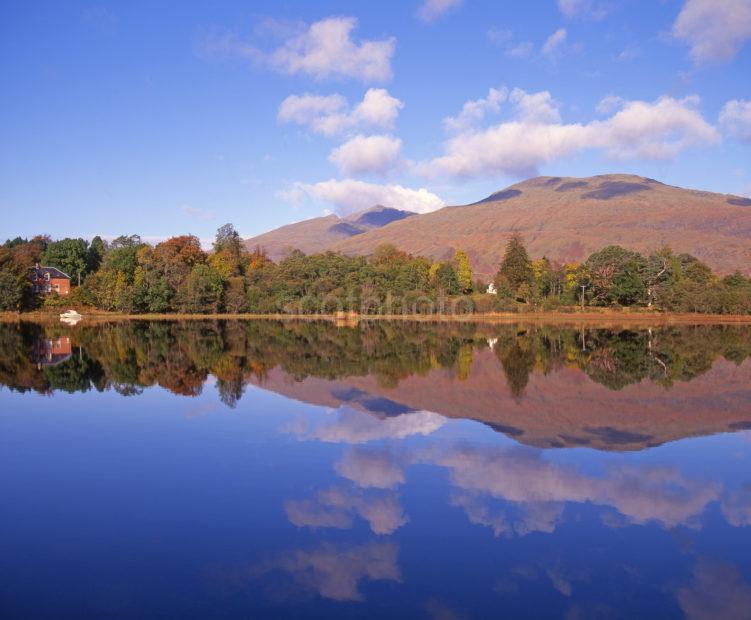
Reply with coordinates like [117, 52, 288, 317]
[1, 320, 751, 618]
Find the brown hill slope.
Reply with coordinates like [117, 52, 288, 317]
[248, 174, 750, 279]
[331, 174, 751, 279]
[244, 205, 414, 261]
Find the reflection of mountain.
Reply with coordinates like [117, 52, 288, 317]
[251, 348, 751, 451]
[3, 320, 751, 450]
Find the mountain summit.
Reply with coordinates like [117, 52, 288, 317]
[246, 174, 751, 278]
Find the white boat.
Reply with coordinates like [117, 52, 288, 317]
[60, 310, 83, 324]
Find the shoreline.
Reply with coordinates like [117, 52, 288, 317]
[2, 310, 751, 326]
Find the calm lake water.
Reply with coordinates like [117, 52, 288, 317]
[1, 320, 751, 619]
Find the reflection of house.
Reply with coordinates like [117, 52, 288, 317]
[30, 265, 71, 295]
[34, 337, 72, 366]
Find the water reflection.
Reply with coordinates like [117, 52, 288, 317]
[285, 487, 408, 535]
[2, 319, 751, 617]
[2, 320, 750, 451]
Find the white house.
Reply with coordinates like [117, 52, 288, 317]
[486, 282, 498, 295]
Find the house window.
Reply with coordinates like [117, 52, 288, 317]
[45, 272, 50, 281]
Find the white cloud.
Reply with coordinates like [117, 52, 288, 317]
[328, 135, 401, 175]
[720, 99, 751, 142]
[417, 0, 464, 22]
[673, 0, 751, 64]
[281, 180, 445, 215]
[203, 17, 395, 82]
[596, 94, 625, 115]
[354, 88, 404, 126]
[278, 88, 403, 136]
[443, 87, 508, 132]
[277, 93, 347, 126]
[509, 88, 561, 123]
[541, 28, 567, 55]
[421, 89, 719, 178]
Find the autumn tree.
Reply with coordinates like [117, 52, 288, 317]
[0, 248, 29, 310]
[153, 235, 206, 291]
[453, 249, 473, 294]
[210, 224, 243, 277]
[175, 264, 224, 313]
[584, 246, 647, 306]
[495, 233, 534, 301]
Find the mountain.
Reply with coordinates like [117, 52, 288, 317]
[244, 205, 414, 261]
[246, 174, 751, 278]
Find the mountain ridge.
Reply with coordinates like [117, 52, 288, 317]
[245, 174, 751, 278]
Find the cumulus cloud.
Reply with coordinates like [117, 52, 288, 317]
[277, 93, 347, 127]
[285, 486, 408, 535]
[720, 99, 751, 142]
[421, 89, 719, 178]
[417, 0, 464, 22]
[509, 88, 561, 123]
[278, 88, 404, 136]
[541, 28, 567, 56]
[280, 179, 445, 215]
[202, 17, 395, 82]
[443, 87, 508, 132]
[258, 542, 401, 601]
[673, 0, 751, 64]
[328, 134, 402, 174]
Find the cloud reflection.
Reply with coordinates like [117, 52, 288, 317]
[677, 560, 751, 620]
[284, 407, 446, 443]
[258, 541, 401, 601]
[285, 486, 408, 535]
[435, 445, 721, 530]
[334, 446, 407, 489]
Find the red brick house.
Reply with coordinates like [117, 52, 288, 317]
[30, 265, 71, 296]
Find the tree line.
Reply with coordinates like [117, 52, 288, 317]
[1, 225, 750, 314]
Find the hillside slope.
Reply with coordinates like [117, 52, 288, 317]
[329, 175, 751, 279]
[244, 205, 414, 261]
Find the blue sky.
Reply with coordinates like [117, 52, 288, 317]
[1, 0, 750, 244]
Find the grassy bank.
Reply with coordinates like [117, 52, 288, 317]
[3, 308, 751, 326]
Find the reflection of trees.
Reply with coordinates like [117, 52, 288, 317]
[493, 330, 538, 399]
[0, 321, 750, 403]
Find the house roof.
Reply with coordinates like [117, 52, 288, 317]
[31, 266, 71, 279]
